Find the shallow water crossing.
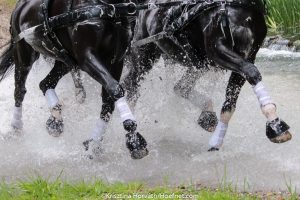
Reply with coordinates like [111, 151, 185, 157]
[0, 49, 300, 192]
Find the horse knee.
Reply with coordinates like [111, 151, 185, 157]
[243, 63, 262, 85]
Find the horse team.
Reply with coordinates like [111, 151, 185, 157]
[0, 0, 292, 159]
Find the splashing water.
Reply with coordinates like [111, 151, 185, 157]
[0, 49, 300, 191]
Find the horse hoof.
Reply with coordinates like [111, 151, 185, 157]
[75, 87, 86, 104]
[197, 111, 218, 132]
[46, 116, 63, 137]
[208, 147, 219, 152]
[126, 132, 148, 159]
[266, 118, 292, 143]
[270, 131, 292, 143]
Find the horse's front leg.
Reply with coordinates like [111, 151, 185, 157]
[173, 66, 218, 132]
[83, 89, 114, 158]
[206, 38, 292, 150]
[83, 51, 148, 159]
[39, 60, 72, 136]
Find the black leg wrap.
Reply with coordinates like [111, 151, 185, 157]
[123, 119, 137, 132]
[197, 111, 218, 132]
[266, 118, 292, 143]
[126, 132, 148, 159]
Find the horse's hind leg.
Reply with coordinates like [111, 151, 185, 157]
[11, 41, 38, 130]
[71, 69, 86, 104]
[173, 66, 218, 132]
[39, 60, 71, 136]
[83, 88, 113, 157]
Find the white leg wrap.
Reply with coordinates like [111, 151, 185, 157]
[209, 121, 228, 148]
[253, 82, 273, 106]
[45, 89, 59, 108]
[115, 97, 135, 122]
[11, 106, 23, 129]
[90, 119, 108, 141]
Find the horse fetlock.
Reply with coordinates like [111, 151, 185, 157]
[220, 110, 235, 124]
[46, 115, 64, 137]
[125, 132, 148, 159]
[123, 119, 137, 132]
[50, 104, 62, 120]
[244, 63, 262, 85]
[197, 111, 218, 132]
[262, 104, 277, 121]
[111, 84, 125, 100]
[266, 118, 292, 143]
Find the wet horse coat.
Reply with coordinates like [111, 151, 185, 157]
[0, 0, 148, 159]
[123, 0, 292, 149]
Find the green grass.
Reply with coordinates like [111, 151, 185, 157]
[0, 176, 298, 200]
[266, 0, 300, 40]
[0, 0, 15, 8]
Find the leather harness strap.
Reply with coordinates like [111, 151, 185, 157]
[133, 0, 267, 47]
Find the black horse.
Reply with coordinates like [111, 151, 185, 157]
[123, 0, 292, 150]
[0, 0, 148, 159]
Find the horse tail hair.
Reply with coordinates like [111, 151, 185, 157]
[0, 41, 14, 82]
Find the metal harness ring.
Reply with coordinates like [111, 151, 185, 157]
[107, 4, 116, 17]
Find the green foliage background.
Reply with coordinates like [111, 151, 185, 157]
[266, 0, 300, 40]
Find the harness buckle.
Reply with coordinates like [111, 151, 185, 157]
[107, 4, 116, 17]
[126, 2, 137, 15]
[220, 1, 227, 12]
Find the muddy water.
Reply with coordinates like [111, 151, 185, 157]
[0, 49, 300, 192]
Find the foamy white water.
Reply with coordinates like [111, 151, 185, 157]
[0, 50, 300, 192]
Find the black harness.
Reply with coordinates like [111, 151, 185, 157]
[14, 0, 267, 65]
[133, 0, 267, 47]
